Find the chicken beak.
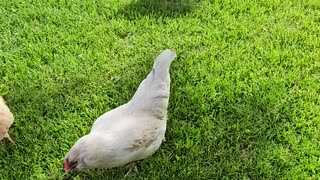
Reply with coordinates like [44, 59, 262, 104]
[64, 160, 70, 174]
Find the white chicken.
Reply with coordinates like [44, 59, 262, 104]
[64, 49, 177, 175]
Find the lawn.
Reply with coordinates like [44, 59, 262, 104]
[0, 0, 319, 179]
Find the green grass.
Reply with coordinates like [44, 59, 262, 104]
[1, 0, 320, 179]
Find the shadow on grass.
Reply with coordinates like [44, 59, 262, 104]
[118, 0, 201, 19]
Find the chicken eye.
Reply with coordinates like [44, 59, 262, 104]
[69, 161, 78, 169]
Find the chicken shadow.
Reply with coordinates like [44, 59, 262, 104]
[118, 0, 201, 19]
